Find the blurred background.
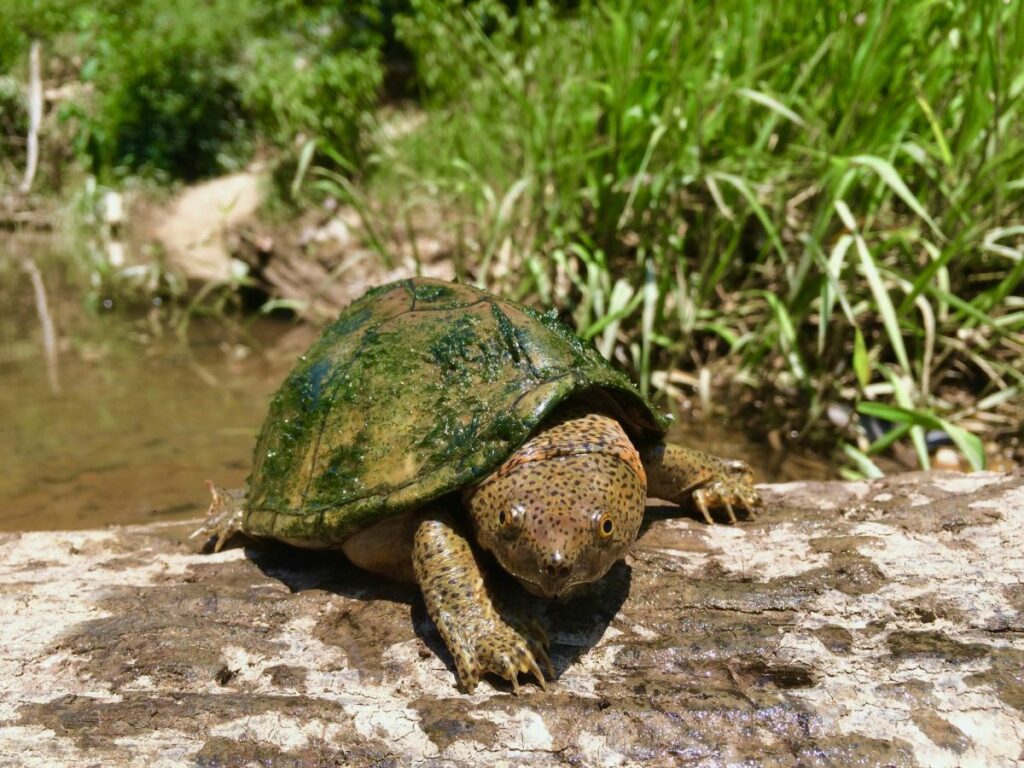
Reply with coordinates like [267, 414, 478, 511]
[1, 0, 1021, 530]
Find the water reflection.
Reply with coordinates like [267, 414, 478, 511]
[1, 237, 315, 531]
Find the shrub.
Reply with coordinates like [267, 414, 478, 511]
[239, 2, 386, 186]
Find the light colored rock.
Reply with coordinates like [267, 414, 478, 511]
[132, 169, 456, 318]
[146, 170, 265, 283]
[1, 472, 1022, 767]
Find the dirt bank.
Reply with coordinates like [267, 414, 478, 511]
[133, 168, 453, 320]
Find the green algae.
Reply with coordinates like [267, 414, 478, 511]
[239, 277, 667, 544]
[411, 280, 456, 304]
[320, 306, 371, 342]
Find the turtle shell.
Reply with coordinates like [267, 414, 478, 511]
[244, 278, 669, 544]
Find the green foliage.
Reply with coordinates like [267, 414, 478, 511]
[81, 0, 253, 181]
[3, 0, 1020, 471]
[0, 0, 391, 182]
[0, 0, 77, 68]
[373, 0, 1024, 471]
[0, 75, 26, 138]
[239, 2, 386, 185]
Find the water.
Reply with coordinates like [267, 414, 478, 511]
[1, 237, 316, 531]
[1, 237, 830, 532]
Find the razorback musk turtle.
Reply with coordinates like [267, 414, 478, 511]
[195, 277, 760, 692]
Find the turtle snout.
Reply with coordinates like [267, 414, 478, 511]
[540, 550, 574, 597]
[544, 550, 572, 578]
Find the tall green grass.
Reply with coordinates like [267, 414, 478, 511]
[354, 0, 1023, 473]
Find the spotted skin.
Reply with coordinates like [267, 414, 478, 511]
[466, 409, 646, 600]
[412, 510, 553, 694]
[194, 408, 760, 693]
[640, 442, 761, 524]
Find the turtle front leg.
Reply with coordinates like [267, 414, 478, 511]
[640, 442, 761, 524]
[413, 510, 553, 694]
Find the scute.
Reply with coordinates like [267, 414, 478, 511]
[244, 278, 669, 544]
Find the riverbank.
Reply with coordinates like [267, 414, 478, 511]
[127, 170, 1024, 475]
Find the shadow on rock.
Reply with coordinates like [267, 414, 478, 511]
[233, 535, 628, 693]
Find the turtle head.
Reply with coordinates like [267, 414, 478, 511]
[465, 446, 646, 599]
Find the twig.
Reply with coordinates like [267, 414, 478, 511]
[21, 256, 60, 394]
[19, 39, 42, 194]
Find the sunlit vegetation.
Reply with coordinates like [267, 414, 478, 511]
[0, 0, 389, 181]
[2, 0, 1022, 473]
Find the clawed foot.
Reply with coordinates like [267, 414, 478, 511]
[693, 460, 761, 524]
[190, 481, 246, 551]
[450, 614, 554, 694]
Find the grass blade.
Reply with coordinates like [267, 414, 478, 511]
[884, 367, 930, 470]
[853, 327, 870, 389]
[764, 292, 808, 385]
[857, 401, 985, 471]
[843, 444, 885, 479]
[736, 87, 808, 129]
[850, 154, 945, 240]
[639, 261, 657, 397]
[712, 172, 788, 264]
[914, 90, 954, 170]
[836, 200, 913, 375]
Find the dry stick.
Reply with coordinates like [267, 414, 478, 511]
[18, 39, 42, 194]
[21, 257, 60, 394]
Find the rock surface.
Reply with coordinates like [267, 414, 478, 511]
[144, 170, 266, 284]
[2, 472, 1022, 767]
[135, 169, 454, 319]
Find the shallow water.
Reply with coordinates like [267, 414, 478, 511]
[1, 237, 830, 532]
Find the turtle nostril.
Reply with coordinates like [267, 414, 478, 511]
[544, 551, 572, 580]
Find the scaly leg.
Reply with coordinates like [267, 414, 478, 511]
[640, 442, 761, 524]
[190, 481, 247, 551]
[413, 510, 553, 694]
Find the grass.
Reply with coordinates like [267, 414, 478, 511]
[5, 0, 1021, 474]
[329, 0, 1024, 474]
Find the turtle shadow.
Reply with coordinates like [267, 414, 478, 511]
[239, 539, 415, 601]
[229, 536, 631, 693]
[537, 560, 632, 680]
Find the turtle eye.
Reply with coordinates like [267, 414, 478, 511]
[596, 512, 614, 540]
[499, 505, 523, 530]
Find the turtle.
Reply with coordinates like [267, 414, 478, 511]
[193, 277, 761, 693]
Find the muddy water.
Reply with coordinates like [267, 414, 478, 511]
[1, 237, 315, 532]
[1, 238, 830, 532]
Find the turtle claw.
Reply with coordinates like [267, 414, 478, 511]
[523, 653, 548, 692]
[524, 617, 555, 677]
[693, 471, 761, 525]
[466, 620, 551, 694]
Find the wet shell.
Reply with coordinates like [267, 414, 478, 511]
[244, 278, 668, 543]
